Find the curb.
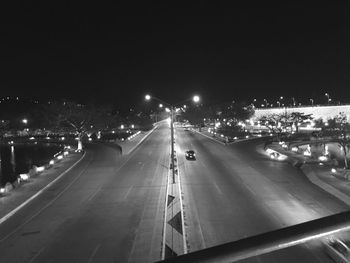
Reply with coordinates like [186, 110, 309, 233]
[0, 151, 87, 225]
[192, 129, 271, 146]
[191, 129, 226, 145]
[269, 146, 350, 206]
[162, 129, 187, 259]
[301, 164, 350, 206]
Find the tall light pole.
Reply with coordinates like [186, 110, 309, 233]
[145, 94, 200, 184]
[310, 98, 314, 106]
[292, 97, 296, 107]
[325, 93, 330, 105]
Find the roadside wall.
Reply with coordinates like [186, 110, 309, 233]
[253, 105, 350, 121]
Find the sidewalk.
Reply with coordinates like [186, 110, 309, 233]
[268, 143, 350, 206]
[0, 151, 85, 224]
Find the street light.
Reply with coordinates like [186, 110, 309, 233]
[145, 94, 200, 184]
[277, 101, 280, 107]
[193, 95, 200, 103]
[292, 97, 296, 107]
[310, 98, 314, 106]
[22, 118, 28, 124]
[325, 93, 330, 105]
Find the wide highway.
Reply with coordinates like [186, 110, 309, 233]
[176, 127, 349, 262]
[1, 122, 349, 263]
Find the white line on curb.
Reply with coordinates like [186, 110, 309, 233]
[175, 147, 188, 254]
[0, 153, 91, 242]
[192, 129, 226, 145]
[161, 154, 171, 260]
[126, 125, 158, 155]
[0, 151, 87, 226]
[303, 167, 350, 206]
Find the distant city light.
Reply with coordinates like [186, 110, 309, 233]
[19, 174, 29, 181]
[318, 156, 328, 162]
[37, 166, 45, 172]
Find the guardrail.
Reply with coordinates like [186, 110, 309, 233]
[157, 210, 350, 263]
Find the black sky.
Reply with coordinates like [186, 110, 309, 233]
[1, 1, 350, 109]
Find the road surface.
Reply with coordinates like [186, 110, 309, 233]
[176, 128, 349, 262]
[0, 125, 169, 263]
[1, 123, 349, 263]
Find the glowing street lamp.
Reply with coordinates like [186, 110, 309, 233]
[292, 97, 296, 106]
[22, 118, 28, 124]
[145, 94, 151, 101]
[325, 93, 330, 105]
[193, 95, 200, 103]
[310, 98, 314, 106]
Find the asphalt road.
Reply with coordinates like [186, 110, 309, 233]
[176, 128, 350, 262]
[0, 125, 169, 263]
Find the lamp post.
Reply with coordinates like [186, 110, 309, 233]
[263, 99, 268, 107]
[325, 93, 330, 105]
[310, 98, 314, 106]
[292, 97, 296, 107]
[145, 94, 200, 184]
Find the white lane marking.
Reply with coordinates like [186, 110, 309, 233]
[87, 243, 101, 263]
[214, 182, 223, 195]
[176, 128, 206, 250]
[192, 129, 225, 145]
[27, 246, 46, 263]
[161, 163, 170, 260]
[123, 186, 133, 200]
[0, 157, 92, 242]
[87, 186, 102, 202]
[174, 131, 188, 254]
[126, 125, 158, 155]
[0, 151, 87, 226]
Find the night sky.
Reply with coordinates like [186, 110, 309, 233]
[1, 2, 350, 109]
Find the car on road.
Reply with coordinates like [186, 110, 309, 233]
[185, 150, 196, 160]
